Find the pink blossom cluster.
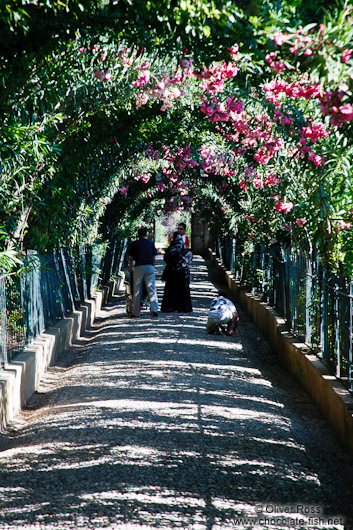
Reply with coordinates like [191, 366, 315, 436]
[273, 32, 291, 47]
[307, 151, 325, 166]
[135, 71, 185, 110]
[242, 171, 282, 189]
[342, 48, 353, 63]
[200, 97, 229, 122]
[136, 173, 151, 184]
[163, 143, 199, 172]
[273, 109, 294, 126]
[296, 218, 307, 227]
[239, 178, 249, 190]
[254, 138, 283, 165]
[228, 44, 240, 55]
[263, 79, 321, 103]
[264, 173, 281, 185]
[273, 27, 316, 56]
[132, 70, 151, 87]
[336, 221, 351, 232]
[180, 57, 193, 69]
[194, 61, 238, 94]
[320, 90, 353, 127]
[202, 98, 284, 168]
[265, 51, 287, 73]
[226, 96, 245, 114]
[300, 122, 330, 142]
[199, 145, 217, 174]
[275, 201, 293, 213]
[199, 145, 236, 180]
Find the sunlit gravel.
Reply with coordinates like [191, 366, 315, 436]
[0, 256, 352, 529]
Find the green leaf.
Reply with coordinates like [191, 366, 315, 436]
[202, 25, 211, 38]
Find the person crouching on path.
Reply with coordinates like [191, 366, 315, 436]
[207, 292, 239, 335]
[129, 227, 159, 318]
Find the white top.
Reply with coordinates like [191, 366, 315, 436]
[208, 296, 236, 319]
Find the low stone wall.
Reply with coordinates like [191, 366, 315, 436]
[208, 250, 353, 457]
[0, 275, 124, 431]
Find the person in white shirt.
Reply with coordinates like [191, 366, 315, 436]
[207, 292, 239, 335]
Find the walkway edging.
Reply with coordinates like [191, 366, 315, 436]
[0, 276, 124, 431]
[208, 250, 353, 457]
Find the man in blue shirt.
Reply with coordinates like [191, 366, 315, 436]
[129, 227, 159, 318]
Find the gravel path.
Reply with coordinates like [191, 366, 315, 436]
[0, 256, 353, 530]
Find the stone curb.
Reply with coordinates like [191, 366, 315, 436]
[208, 250, 353, 457]
[0, 276, 125, 431]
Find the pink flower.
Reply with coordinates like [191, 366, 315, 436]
[264, 173, 281, 185]
[179, 58, 193, 69]
[337, 221, 351, 232]
[253, 177, 263, 187]
[254, 149, 272, 165]
[226, 97, 244, 113]
[224, 62, 238, 77]
[296, 218, 307, 227]
[308, 152, 325, 166]
[132, 71, 151, 87]
[119, 186, 129, 195]
[273, 32, 290, 46]
[339, 103, 353, 122]
[342, 49, 353, 63]
[161, 100, 173, 111]
[135, 61, 151, 70]
[301, 123, 330, 142]
[228, 45, 239, 54]
[275, 201, 293, 213]
[138, 173, 151, 184]
[239, 178, 249, 190]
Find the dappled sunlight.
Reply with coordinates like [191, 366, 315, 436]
[0, 256, 350, 528]
[121, 337, 243, 351]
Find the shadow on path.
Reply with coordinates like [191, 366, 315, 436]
[0, 256, 352, 529]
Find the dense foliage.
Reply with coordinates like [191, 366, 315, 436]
[1, 0, 353, 273]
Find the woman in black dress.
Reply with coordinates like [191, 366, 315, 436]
[161, 232, 193, 312]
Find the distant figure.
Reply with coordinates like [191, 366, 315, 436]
[177, 222, 190, 247]
[168, 222, 190, 247]
[129, 227, 159, 318]
[161, 232, 193, 313]
[207, 293, 239, 335]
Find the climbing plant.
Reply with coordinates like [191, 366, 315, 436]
[0, 0, 353, 273]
